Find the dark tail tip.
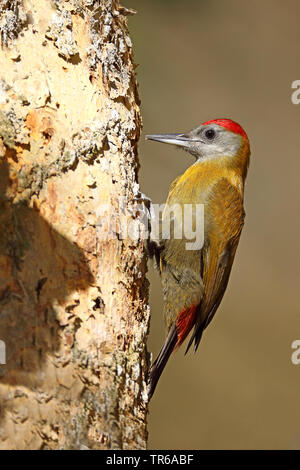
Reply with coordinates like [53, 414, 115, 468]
[184, 323, 203, 355]
[148, 325, 177, 400]
[148, 364, 162, 400]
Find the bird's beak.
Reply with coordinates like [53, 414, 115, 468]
[146, 133, 196, 150]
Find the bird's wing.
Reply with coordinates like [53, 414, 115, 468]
[159, 213, 204, 332]
[185, 177, 245, 353]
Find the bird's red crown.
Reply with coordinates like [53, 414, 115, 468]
[202, 118, 248, 140]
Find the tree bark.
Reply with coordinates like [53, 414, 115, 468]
[0, 0, 149, 450]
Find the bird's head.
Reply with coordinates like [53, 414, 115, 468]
[146, 118, 250, 164]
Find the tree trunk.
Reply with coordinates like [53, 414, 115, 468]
[0, 0, 149, 450]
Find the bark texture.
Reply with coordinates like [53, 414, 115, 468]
[0, 0, 150, 450]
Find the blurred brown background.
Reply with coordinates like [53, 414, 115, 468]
[125, 0, 300, 449]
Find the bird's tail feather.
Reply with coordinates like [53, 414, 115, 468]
[148, 325, 177, 400]
[185, 324, 203, 354]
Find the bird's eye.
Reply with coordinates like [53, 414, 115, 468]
[204, 128, 216, 140]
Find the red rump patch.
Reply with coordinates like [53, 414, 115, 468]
[202, 118, 248, 140]
[175, 305, 197, 348]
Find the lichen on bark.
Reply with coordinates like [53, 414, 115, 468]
[0, 0, 149, 450]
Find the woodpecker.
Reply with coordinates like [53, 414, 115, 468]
[146, 118, 250, 399]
